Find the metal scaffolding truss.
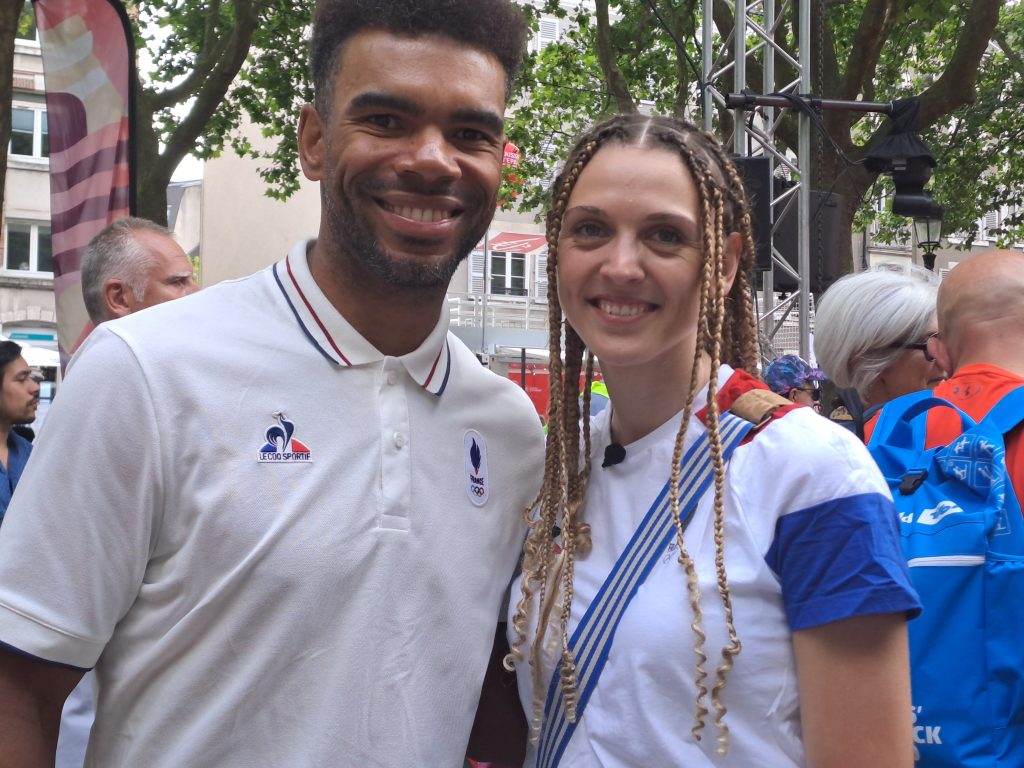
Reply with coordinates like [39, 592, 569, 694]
[701, 0, 813, 360]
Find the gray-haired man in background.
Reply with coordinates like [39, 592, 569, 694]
[81, 216, 198, 325]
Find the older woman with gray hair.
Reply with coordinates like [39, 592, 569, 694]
[815, 264, 945, 439]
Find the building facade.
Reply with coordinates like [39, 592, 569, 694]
[2, 10, 57, 353]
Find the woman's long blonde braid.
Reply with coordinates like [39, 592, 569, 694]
[507, 115, 759, 753]
[507, 134, 606, 741]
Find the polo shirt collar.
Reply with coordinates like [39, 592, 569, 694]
[272, 239, 452, 396]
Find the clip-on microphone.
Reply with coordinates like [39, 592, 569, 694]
[602, 442, 626, 468]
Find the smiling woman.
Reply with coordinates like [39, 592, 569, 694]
[554, 144, 727, 386]
[504, 114, 920, 768]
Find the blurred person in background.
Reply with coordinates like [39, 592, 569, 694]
[80, 216, 198, 326]
[927, 250, 1024, 507]
[815, 265, 944, 440]
[764, 354, 827, 413]
[0, 341, 38, 527]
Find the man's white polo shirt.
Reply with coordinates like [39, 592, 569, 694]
[0, 240, 544, 767]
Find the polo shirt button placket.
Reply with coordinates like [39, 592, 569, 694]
[377, 359, 412, 531]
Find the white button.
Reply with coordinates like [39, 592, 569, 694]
[393, 432, 405, 448]
[386, 371, 398, 385]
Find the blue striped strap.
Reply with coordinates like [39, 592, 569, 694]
[536, 413, 753, 768]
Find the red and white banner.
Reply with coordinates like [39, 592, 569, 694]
[33, 0, 135, 368]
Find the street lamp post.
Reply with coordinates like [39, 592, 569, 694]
[914, 207, 943, 272]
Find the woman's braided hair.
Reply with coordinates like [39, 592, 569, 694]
[505, 113, 759, 754]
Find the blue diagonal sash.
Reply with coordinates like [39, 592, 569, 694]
[536, 413, 752, 768]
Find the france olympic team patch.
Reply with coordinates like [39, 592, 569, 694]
[464, 429, 489, 506]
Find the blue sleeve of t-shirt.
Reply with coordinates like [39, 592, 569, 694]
[765, 492, 921, 631]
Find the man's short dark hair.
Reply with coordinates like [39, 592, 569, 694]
[0, 341, 23, 383]
[310, 0, 528, 114]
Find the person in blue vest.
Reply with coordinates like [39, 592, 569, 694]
[0, 341, 39, 526]
[500, 114, 920, 768]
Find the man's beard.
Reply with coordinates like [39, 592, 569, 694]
[323, 179, 496, 291]
[6, 402, 37, 425]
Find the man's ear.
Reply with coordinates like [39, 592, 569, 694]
[722, 232, 742, 292]
[298, 103, 326, 182]
[102, 278, 132, 319]
[933, 334, 954, 378]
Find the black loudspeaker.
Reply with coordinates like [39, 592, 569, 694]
[731, 157, 841, 293]
[772, 187, 842, 294]
[733, 156, 772, 272]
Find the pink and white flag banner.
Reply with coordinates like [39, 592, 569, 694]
[32, 0, 136, 369]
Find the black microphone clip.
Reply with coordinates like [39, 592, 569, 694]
[602, 442, 627, 468]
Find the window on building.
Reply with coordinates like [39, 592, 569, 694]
[490, 251, 526, 296]
[534, 251, 548, 303]
[16, 2, 37, 42]
[10, 107, 48, 158]
[5, 222, 53, 274]
[982, 209, 1002, 242]
[533, 16, 560, 52]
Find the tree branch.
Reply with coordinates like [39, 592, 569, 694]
[994, 29, 1024, 80]
[663, 0, 698, 114]
[150, 0, 260, 191]
[148, 0, 227, 111]
[838, 0, 897, 100]
[594, 0, 635, 113]
[916, 0, 1002, 129]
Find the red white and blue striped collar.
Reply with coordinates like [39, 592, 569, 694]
[271, 239, 452, 396]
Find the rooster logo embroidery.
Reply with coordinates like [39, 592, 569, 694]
[258, 412, 312, 462]
[464, 430, 489, 506]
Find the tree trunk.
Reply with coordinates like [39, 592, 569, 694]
[133, 89, 169, 225]
[594, 0, 634, 114]
[131, 0, 260, 225]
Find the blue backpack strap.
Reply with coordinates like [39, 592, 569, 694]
[977, 386, 1024, 436]
[868, 392, 978, 498]
[868, 391, 976, 452]
[974, 386, 1024, 524]
[535, 414, 752, 768]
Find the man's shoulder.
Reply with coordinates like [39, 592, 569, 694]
[103, 269, 275, 345]
[940, 364, 1024, 389]
[9, 428, 33, 452]
[446, 335, 528, 398]
[444, 335, 545, 438]
[129, 269, 269, 323]
[934, 365, 1024, 414]
[65, 268, 279, 383]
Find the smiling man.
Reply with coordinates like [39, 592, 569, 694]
[0, 2, 543, 766]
